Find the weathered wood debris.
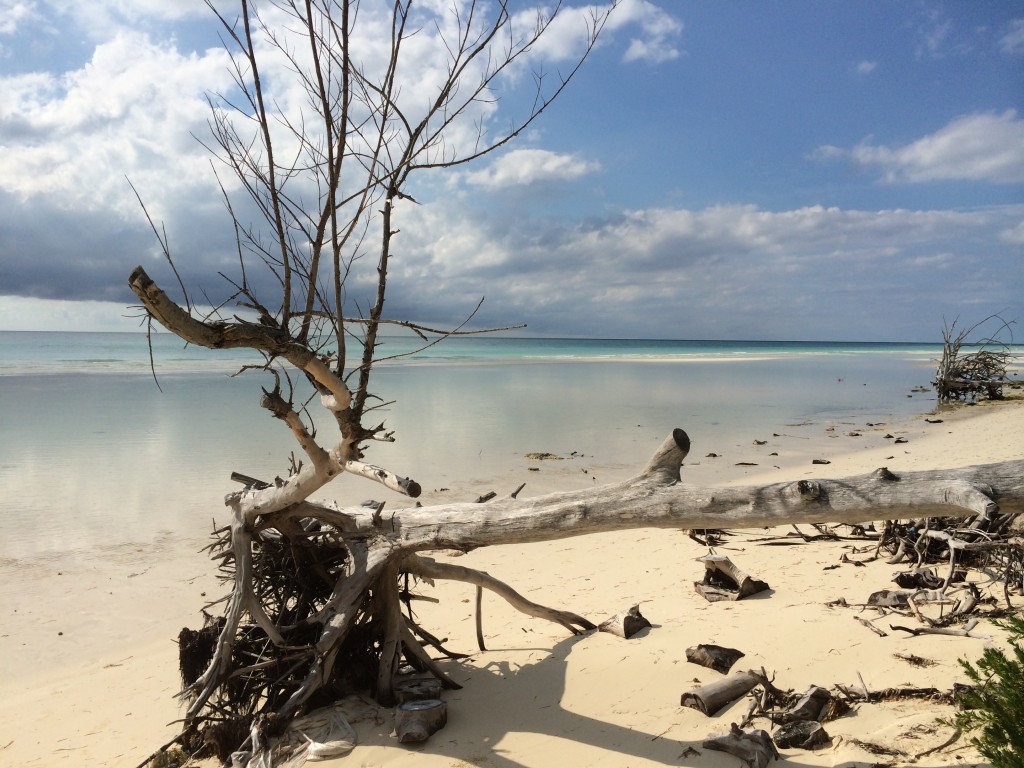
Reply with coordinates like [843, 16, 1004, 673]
[672, 499, 1022, 765]
[135, 409, 1022, 766]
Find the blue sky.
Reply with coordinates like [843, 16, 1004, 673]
[0, 1, 1021, 341]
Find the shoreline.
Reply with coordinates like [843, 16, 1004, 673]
[0, 351, 939, 378]
[0, 398, 1020, 766]
[0, 330, 972, 378]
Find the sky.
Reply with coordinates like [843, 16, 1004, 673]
[0, 0, 1022, 341]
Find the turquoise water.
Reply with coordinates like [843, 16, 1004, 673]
[0, 331, 976, 559]
[0, 330, 942, 374]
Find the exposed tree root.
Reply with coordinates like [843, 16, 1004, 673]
[170, 498, 599, 761]
[406, 555, 597, 636]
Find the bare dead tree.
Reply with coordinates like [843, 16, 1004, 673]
[131, 0, 619, 762]
[129, 4, 1024, 766]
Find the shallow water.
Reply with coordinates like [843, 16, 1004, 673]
[0, 333, 949, 560]
[0, 330, 941, 373]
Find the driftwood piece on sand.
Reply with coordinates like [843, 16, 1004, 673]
[781, 685, 832, 723]
[260, 444, 1021, 731]
[315, 434, 1024, 553]
[695, 555, 770, 602]
[867, 589, 950, 608]
[393, 675, 443, 704]
[889, 618, 992, 640]
[681, 671, 760, 715]
[892, 568, 946, 590]
[686, 644, 746, 674]
[854, 614, 888, 637]
[773, 719, 830, 749]
[597, 604, 652, 639]
[394, 699, 447, 743]
[703, 723, 779, 768]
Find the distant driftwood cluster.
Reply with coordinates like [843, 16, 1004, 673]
[675, 503, 1022, 766]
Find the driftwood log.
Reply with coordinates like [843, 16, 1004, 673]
[289, 443, 1024, 551]
[598, 605, 652, 639]
[686, 644, 746, 675]
[695, 555, 770, 602]
[781, 685, 833, 723]
[394, 699, 447, 743]
[681, 671, 761, 715]
[393, 675, 443, 705]
[703, 724, 779, 768]
[306, 438, 1024, 549]
[774, 719, 830, 749]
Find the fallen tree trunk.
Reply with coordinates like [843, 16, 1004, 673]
[156, 427, 1024, 764]
[287, 432, 1024, 550]
[681, 671, 760, 715]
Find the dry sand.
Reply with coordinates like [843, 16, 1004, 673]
[1, 399, 1021, 767]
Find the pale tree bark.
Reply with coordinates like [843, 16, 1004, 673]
[336, 439, 1023, 549]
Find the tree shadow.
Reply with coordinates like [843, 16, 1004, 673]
[350, 632, 705, 766]
[345, 631, 979, 768]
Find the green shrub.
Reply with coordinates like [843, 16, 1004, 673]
[952, 614, 1024, 768]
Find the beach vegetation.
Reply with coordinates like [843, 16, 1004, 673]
[951, 613, 1024, 768]
[934, 314, 1016, 404]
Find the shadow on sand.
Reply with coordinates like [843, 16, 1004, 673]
[344, 631, 976, 768]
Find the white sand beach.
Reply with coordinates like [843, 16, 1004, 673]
[1, 398, 1021, 767]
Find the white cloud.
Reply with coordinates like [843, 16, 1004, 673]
[611, 0, 682, 63]
[0, 1, 36, 35]
[508, 0, 681, 66]
[378, 199, 1022, 340]
[915, 11, 953, 58]
[622, 36, 678, 64]
[1000, 220, 1024, 245]
[908, 253, 954, 268]
[806, 144, 844, 162]
[855, 60, 877, 74]
[3, 198, 1021, 340]
[508, 4, 603, 64]
[0, 1, 678, 214]
[463, 149, 600, 188]
[0, 32, 231, 218]
[46, 0, 207, 39]
[1000, 18, 1024, 55]
[812, 111, 1024, 184]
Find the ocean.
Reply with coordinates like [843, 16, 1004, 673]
[0, 331, 952, 561]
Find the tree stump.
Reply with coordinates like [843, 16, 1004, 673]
[598, 604, 652, 639]
[394, 699, 447, 744]
[694, 555, 770, 602]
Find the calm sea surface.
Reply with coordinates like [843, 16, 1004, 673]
[0, 332, 954, 559]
